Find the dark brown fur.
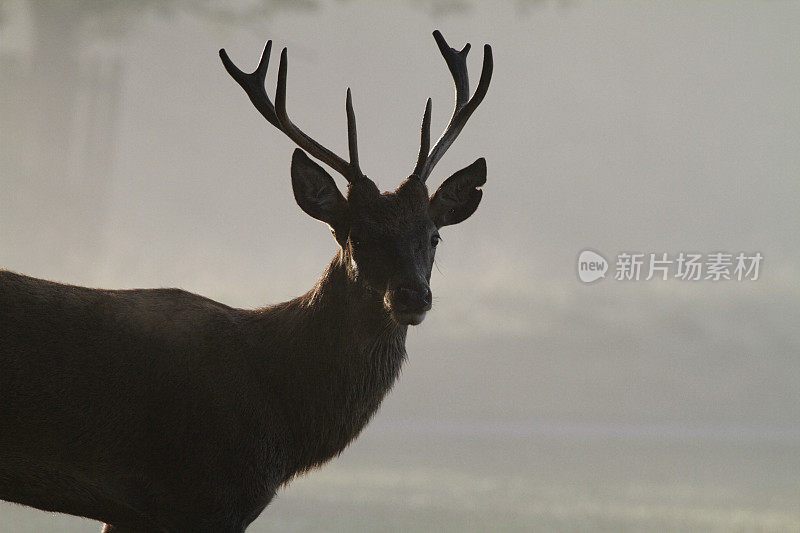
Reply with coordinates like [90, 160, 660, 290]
[2, 31, 491, 532]
[0, 166, 486, 532]
[0, 252, 404, 530]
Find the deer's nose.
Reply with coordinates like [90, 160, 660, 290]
[395, 285, 432, 312]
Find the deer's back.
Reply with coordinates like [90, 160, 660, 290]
[0, 270, 283, 529]
[0, 270, 248, 413]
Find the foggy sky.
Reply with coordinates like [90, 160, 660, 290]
[1, 1, 798, 530]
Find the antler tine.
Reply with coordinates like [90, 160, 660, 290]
[345, 88, 360, 174]
[219, 41, 281, 130]
[220, 42, 363, 182]
[434, 31, 470, 109]
[275, 48, 361, 180]
[415, 30, 493, 183]
[412, 98, 432, 179]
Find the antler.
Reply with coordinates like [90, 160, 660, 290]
[413, 30, 493, 183]
[219, 41, 363, 182]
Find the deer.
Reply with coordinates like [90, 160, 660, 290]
[0, 31, 492, 532]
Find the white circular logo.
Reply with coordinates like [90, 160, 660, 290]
[577, 250, 608, 283]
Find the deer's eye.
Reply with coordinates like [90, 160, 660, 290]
[431, 234, 441, 248]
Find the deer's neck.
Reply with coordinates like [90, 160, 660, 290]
[253, 249, 407, 475]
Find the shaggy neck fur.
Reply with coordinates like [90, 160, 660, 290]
[249, 248, 408, 478]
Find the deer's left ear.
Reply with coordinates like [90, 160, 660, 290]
[428, 158, 486, 228]
[291, 149, 348, 229]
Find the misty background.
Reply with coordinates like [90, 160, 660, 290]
[1, 0, 798, 531]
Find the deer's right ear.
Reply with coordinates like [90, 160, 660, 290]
[428, 158, 486, 228]
[291, 149, 348, 229]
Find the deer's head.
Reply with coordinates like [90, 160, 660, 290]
[220, 31, 492, 326]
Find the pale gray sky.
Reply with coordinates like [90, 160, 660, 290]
[1, 1, 798, 530]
